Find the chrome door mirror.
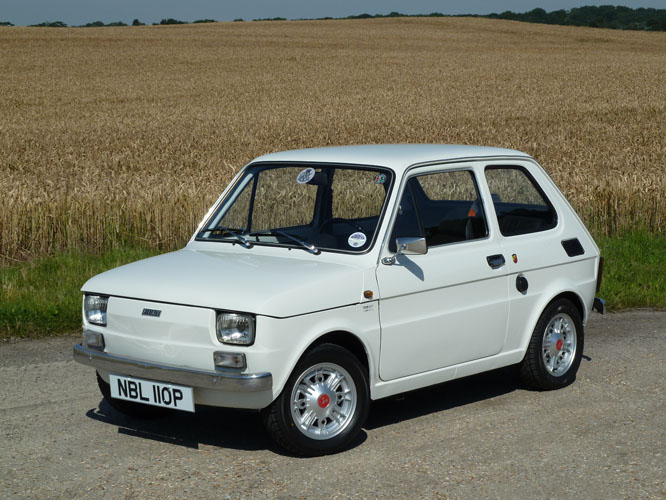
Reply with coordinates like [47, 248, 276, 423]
[396, 237, 427, 255]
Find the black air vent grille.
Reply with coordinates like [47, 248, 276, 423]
[562, 238, 585, 257]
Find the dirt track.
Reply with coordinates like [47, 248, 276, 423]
[1, 311, 664, 499]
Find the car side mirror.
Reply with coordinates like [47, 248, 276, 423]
[396, 237, 427, 255]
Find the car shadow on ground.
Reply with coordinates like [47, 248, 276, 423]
[86, 402, 272, 452]
[365, 365, 521, 430]
[85, 365, 523, 456]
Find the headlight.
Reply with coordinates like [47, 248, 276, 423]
[216, 312, 255, 345]
[84, 294, 108, 326]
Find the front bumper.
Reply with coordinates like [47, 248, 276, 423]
[73, 344, 272, 392]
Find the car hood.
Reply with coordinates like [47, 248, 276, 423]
[81, 249, 368, 318]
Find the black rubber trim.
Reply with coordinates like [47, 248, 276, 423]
[561, 238, 585, 257]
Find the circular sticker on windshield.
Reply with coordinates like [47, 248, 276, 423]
[348, 232, 367, 248]
[296, 168, 316, 184]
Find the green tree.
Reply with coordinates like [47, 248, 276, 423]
[160, 18, 186, 25]
[30, 21, 67, 27]
[486, 5, 665, 31]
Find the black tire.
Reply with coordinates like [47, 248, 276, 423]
[262, 343, 369, 457]
[96, 372, 166, 418]
[520, 298, 584, 390]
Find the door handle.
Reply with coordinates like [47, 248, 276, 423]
[486, 254, 505, 269]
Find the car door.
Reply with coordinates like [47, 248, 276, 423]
[375, 164, 510, 381]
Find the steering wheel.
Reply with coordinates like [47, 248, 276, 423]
[319, 217, 365, 234]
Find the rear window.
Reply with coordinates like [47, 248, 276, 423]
[484, 166, 557, 236]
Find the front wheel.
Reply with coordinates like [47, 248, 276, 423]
[520, 298, 584, 390]
[262, 344, 369, 456]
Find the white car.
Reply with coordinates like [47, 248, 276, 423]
[74, 144, 605, 456]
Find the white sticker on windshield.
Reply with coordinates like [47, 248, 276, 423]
[296, 168, 316, 184]
[348, 232, 367, 248]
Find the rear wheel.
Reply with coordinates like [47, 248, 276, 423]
[520, 298, 584, 390]
[96, 372, 166, 418]
[262, 344, 369, 456]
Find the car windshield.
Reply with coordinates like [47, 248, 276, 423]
[198, 164, 393, 253]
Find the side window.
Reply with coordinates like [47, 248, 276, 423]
[485, 167, 557, 236]
[389, 170, 488, 251]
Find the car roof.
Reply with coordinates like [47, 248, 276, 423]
[250, 144, 531, 173]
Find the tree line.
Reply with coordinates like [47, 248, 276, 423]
[2, 6, 665, 31]
[0, 18, 218, 28]
[345, 6, 666, 31]
[486, 5, 666, 31]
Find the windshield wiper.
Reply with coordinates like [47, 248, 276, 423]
[249, 230, 320, 255]
[206, 226, 253, 249]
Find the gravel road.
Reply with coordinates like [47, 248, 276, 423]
[1, 311, 664, 500]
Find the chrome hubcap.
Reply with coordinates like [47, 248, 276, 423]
[542, 312, 577, 377]
[290, 363, 357, 440]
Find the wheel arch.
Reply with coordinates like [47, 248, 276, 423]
[553, 291, 585, 324]
[517, 288, 588, 358]
[301, 330, 370, 375]
[275, 329, 377, 401]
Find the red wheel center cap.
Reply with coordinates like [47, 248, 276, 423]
[556, 339, 563, 351]
[317, 394, 330, 408]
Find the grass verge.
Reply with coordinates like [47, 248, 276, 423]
[1, 232, 664, 340]
[0, 248, 159, 340]
[595, 230, 666, 311]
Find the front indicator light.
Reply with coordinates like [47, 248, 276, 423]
[216, 312, 255, 345]
[213, 351, 247, 370]
[83, 329, 105, 350]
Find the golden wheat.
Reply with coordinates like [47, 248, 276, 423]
[1, 18, 665, 264]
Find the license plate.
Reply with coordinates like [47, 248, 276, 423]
[109, 374, 195, 412]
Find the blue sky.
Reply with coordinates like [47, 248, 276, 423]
[2, 0, 664, 26]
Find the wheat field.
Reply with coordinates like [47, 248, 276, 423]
[1, 18, 665, 264]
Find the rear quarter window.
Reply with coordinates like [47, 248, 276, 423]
[485, 166, 557, 236]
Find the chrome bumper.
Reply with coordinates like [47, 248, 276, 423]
[73, 344, 272, 392]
